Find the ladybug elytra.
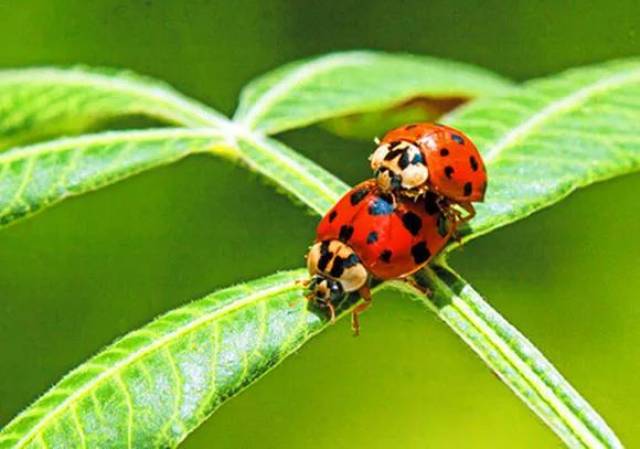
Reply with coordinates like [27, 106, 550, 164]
[305, 180, 455, 333]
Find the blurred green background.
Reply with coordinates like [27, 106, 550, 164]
[1, 0, 639, 447]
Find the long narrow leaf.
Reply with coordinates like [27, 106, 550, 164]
[234, 50, 513, 134]
[0, 127, 350, 229]
[0, 66, 227, 148]
[446, 58, 640, 243]
[0, 128, 230, 227]
[0, 270, 355, 449]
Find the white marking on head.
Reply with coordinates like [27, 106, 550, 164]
[369, 143, 389, 170]
[401, 163, 428, 189]
[339, 260, 368, 292]
[306, 241, 367, 294]
[399, 146, 428, 189]
[371, 141, 429, 193]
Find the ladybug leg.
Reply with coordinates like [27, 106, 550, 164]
[450, 213, 465, 246]
[435, 196, 449, 214]
[351, 286, 372, 336]
[437, 206, 461, 244]
[404, 277, 433, 299]
[445, 212, 459, 242]
[297, 279, 335, 322]
[457, 202, 476, 224]
[296, 279, 312, 308]
[326, 300, 337, 324]
[445, 203, 474, 246]
[298, 279, 316, 303]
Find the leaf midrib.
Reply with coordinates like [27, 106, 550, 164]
[482, 65, 640, 165]
[11, 280, 301, 449]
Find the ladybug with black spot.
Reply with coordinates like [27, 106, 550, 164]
[369, 123, 487, 222]
[304, 180, 455, 334]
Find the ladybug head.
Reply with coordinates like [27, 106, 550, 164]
[370, 140, 429, 197]
[305, 240, 368, 309]
[306, 275, 344, 307]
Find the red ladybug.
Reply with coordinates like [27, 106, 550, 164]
[305, 180, 455, 333]
[369, 123, 487, 221]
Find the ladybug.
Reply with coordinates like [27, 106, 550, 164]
[305, 180, 455, 333]
[369, 123, 487, 221]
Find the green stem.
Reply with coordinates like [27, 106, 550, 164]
[384, 263, 621, 449]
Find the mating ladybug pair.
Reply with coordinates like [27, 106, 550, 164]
[304, 123, 487, 333]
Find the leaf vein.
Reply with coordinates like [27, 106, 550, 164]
[9, 281, 298, 449]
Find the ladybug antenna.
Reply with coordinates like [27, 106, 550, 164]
[373, 137, 380, 145]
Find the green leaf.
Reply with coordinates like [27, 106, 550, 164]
[0, 128, 230, 228]
[0, 67, 227, 148]
[0, 125, 352, 229]
[1, 268, 622, 449]
[0, 114, 351, 231]
[447, 58, 640, 242]
[1, 57, 632, 449]
[234, 50, 513, 134]
[0, 270, 356, 449]
[234, 131, 349, 215]
[389, 263, 622, 448]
